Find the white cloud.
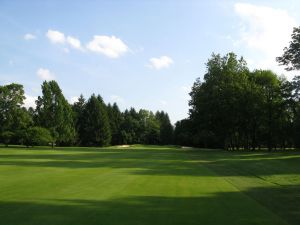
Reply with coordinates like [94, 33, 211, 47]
[24, 95, 37, 108]
[46, 29, 65, 44]
[148, 56, 174, 70]
[234, 3, 297, 77]
[36, 68, 55, 81]
[46, 30, 84, 51]
[24, 33, 36, 40]
[45, 30, 129, 57]
[86, 35, 129, 58]
[67, 36, 82, 50]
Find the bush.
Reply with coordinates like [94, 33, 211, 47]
[23, 127, 53, 147]
[1, 131, 15, 146]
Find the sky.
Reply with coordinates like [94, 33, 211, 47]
[1, 0, 300, 124]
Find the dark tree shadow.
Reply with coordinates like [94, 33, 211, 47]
[1, 185, 299, 225]
[0, 148, 300, 225]
[0, 147, 300, 178]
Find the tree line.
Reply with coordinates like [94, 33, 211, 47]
[0, 81, 173, 147]
[175, 27, 300, 150]
[1, 61, 299, 150]
[174, 53, 300, 150]
[2, 27, 300, 150]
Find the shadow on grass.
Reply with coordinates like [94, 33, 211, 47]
[1, 185, 299, 225]
[0, 145, 181, 152]
[0, 147, 300, 178]
[1, 147, 300, 225]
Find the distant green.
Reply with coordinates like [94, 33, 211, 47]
[0, 145, 299, 225]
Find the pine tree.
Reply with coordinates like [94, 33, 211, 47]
[35, 80, 75, 146]
[81, 94, 111, 146]
[107, 102, 123, 145]
[156, 111, 174, 145]
[72, 94, 86, 145]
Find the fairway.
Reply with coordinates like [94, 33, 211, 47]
[0, 146, 299, 225]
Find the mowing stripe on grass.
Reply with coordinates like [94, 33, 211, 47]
[0, 146, 298, 225]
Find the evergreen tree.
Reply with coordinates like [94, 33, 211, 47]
[107, 102, 123, 145]
[156, 111, 173, 145]
[72, 94, 86, 145]
[174, 119, 193, 146]
[35, 80, 75, 146]
[81, 94, 111, 146]
[139, 109, 160, 144]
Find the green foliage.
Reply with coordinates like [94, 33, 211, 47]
[118, 109, 165, 145]
[23, 127, 53, 147]
[120, 108, 141, 144]
[71, 94, 86, 145]
[4, 52, 299, 149]
[81, 94, 111, 146]
[189, 53, 250, 148]
[184, 52, 299, 149]
[276, 26, 300, 71]
[107, 103, 123, 145]
[174, 119, 193, 146]
[0, 84, 33, 146]
[140, 110, 160, 144]
[0, 83, 31, 133]
[156, 111, 173, 144]
[0, 131, 14, 146]
[290, 76, 300, 147]
[35, 81, 75, 145]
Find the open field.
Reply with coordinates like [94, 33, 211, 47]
[0, 145, 299, 225]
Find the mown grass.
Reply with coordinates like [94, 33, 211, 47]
[0, 145, 299, 225]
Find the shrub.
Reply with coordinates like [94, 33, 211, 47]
[23, 127, 53, 147]
[1, 131, 15, 146]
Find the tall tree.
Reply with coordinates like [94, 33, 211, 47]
[276, 26, 300, 71]
[291, 76, 300, 147]
[156, 111, 173, 145]
[138, 109, 160, 144]
[107, 103, 123, 145]
[35, 80, 75, 146]
[174, 119, 194, 146]
[120, 108, 141, 144]
[81, 94, 111, 146]
[189, 53, 250, 149]
[252, 70, 283, 150]
[72, 94, 86, 145]
[0, 83, 32, 144]
[185, 52, 299, 150]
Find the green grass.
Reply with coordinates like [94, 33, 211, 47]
[0, 145, 299, 225]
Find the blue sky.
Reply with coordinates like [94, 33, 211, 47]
[1, 0, 300, 123]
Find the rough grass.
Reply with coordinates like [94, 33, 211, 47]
[0, 145, 299, 225]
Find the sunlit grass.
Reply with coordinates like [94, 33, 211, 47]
[0, 145, 299, 225]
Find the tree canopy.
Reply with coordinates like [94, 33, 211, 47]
[35, 80, 75, 146]
[176, 52, 300, 150]
[2, 50, 300, 150]
[276, 26, 300, 71]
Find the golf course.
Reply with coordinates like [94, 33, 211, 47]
[0, 145, 299, 225]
